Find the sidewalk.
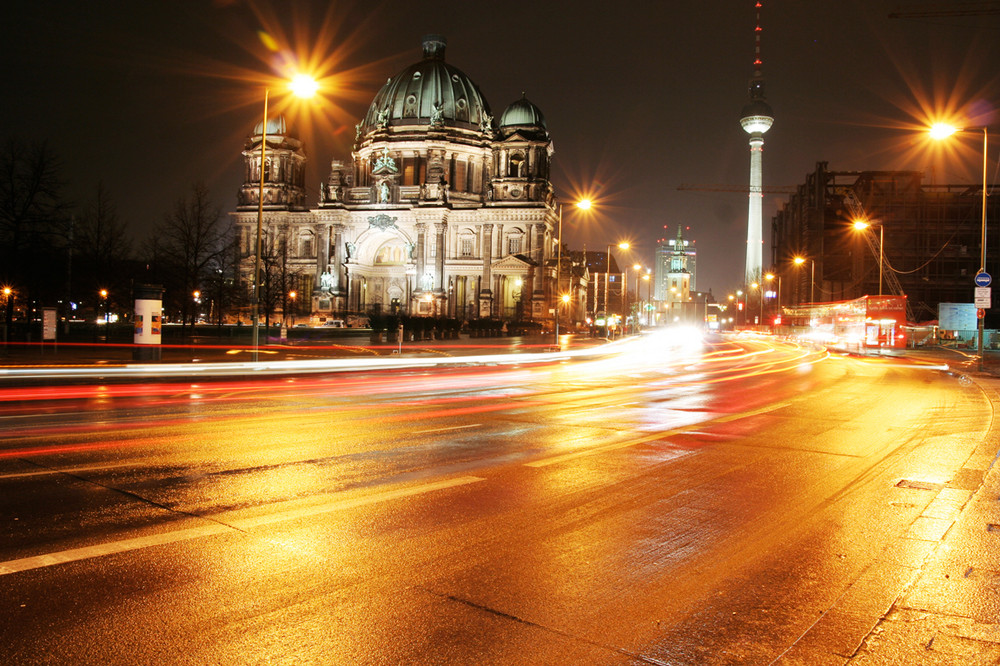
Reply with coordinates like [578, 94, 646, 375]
[843, 365, 1000, 665]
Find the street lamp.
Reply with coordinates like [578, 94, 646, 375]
[751, 281, 763, 328]
[99, 288, 109, 341]
[606, 241, 629, 319]
[288, 290, 297, 326]
[793, 256, 815, 305]
[642, 272, 651, 326]
[631, 264, 642, 333]
[251, 74, 319, 361]
[555, 199, 591, 342]
[930, 123, 988, 370]
[852, 220, 884, 296]
[765, 272, 777, 327]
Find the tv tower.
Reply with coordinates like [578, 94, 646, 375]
[739, 1, 773, 283]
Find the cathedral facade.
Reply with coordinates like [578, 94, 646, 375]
[231, 36, 559, 323]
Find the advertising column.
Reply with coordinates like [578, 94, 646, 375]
[133, 283, 164, 361]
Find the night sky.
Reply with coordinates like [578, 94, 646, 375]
[4, 1, 999, 295]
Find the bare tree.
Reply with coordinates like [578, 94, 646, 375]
[204, 219, 240, 327]
[76, 181, 133, 310]
[0, 139, 70, 321]
[155, 183, 227, 330]
[256, 224, 306, 331]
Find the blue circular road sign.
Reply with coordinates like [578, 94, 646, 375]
[975, 272, 992, 287]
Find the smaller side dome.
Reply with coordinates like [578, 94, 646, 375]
[500, 94, 546, 132]
[253, 116, 288, 137]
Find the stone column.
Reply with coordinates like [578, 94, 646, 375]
[415, 223, 427, 291]
[480, 223, 494, 317]
[435, 222, 446, 291]
[533, 222, 545, 298]
[481, 224, 493, 292]
[332, 225, 345, 292]
[315, 224, 329, 282]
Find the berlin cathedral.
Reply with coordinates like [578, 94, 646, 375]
[231, 35, 566, 323]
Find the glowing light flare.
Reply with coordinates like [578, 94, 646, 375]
[929, 122, 959, 140]
[289, 73, 319, 98]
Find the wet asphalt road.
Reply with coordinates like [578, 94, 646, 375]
[0, 333, 989, 664]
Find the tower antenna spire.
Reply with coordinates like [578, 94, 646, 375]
[739, 0, 774, 285]
[753, 1, 763, 76]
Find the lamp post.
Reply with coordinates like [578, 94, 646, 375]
[793, 256, 815, 305]
[930, 123, 988, 370]
[605, 241, 629, 318]
[852, 220, 884, 296]
[631, 264, 642, 333]
[251, 74, 319, 362]
[643, 271, 652, 326]
[752, 281, 764, 328]
[622, 265, 630, 330]
[288, 290, 297, 326]
[765, 272, 777, 328]
[555, 199, 591, 343]
[99, 288, 108, 342]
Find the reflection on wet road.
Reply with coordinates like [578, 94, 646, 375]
[0, 331, 984, 664]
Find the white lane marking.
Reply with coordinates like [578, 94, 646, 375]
[0, 475, 483, 576]
[412, 424, 483, 435]
[525, 431, 681, 468]
[0, 463, 128, 480]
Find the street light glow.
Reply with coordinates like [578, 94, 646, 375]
[288, 74, 319, 98]
[576, 199, 592, 211]
[853, 220, 870, 231]
[929, 122, 958, 140]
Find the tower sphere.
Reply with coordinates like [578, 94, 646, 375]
[740, 99, 773, 134]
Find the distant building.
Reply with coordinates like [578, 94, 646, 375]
[654, 228, 696, 301]
[578, 250, 624, 319]
[770, 161, 1000, 322]
[231, 36, 566, 323]
[660, 226, 704, 324]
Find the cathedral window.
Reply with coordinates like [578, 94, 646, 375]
[508, 153, 524, 178]
[298, 231, 315, 258]
[375, 243, 406, 265]
[454, 160, 467, 192]
[460, 236, 474, 257]
[507, 235, 522, 255]
[470, 162, 481, 194]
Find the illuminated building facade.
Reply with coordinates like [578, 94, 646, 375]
[654, 228, 696, 301]
[771, 161, 1000, 322]
[231, 36, 560, 322]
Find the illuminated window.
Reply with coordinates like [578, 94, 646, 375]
[460, 236, 474, 257]
[375, 244, 406, 265]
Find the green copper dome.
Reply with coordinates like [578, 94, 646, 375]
[500, 94, 546, 130]
[359, 36, 494, 137]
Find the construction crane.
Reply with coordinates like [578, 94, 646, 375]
[840, 189, 906, 297]
[677, 183, 797, 194]
[888, 3, 1000, 18]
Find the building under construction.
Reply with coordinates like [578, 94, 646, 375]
[770, 161, 1000, 323]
